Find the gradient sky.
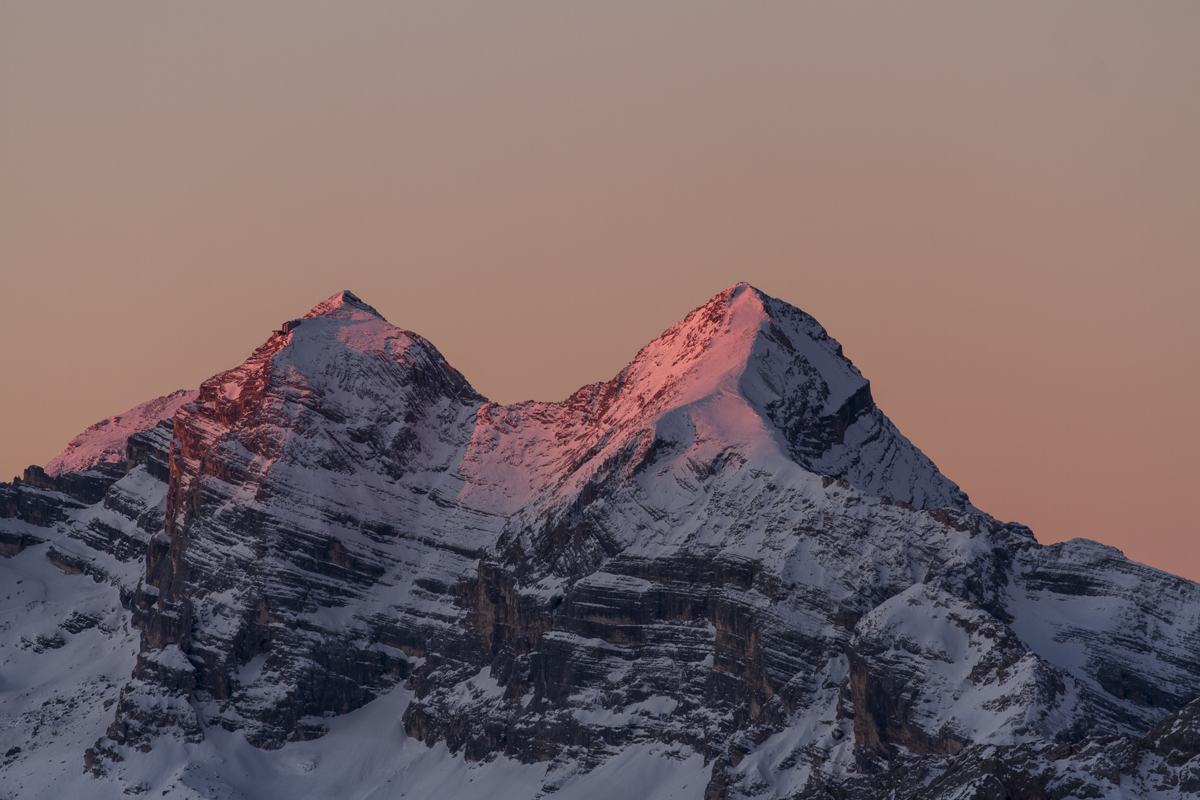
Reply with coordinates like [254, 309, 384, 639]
[1, 2, 1197, 579]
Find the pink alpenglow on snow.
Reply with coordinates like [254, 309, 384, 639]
[43, 389, 198, 477]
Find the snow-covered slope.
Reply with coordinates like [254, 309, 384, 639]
[2, 285, 1197, 799]
[461, 284, 966, 525]
[44, 390, 197, 477]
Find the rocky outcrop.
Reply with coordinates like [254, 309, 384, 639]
[796, 695, 1200, 799]
[0, 478, 84, 529]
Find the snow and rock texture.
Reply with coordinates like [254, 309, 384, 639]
[2, 284, 1199, 799]
[43, 389, 198, 478]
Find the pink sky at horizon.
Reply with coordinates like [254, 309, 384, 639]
[1, 2, 1197, 579]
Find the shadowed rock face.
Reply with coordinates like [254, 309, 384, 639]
[3, 285, 1199, 799]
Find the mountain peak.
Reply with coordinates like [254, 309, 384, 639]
[197, 288, 478, 424]
[728, 280, 759, 297]
[622, 283, 970, 510]
[618, 282, 843, 408]
[302, 290, 386, 322]
[467, 283, 968, 517]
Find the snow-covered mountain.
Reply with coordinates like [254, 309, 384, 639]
[2, 285, 1198, 799]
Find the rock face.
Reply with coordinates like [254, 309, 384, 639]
[2, 284, 1198, 799]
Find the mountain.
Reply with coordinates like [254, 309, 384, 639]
[2, 284, 1197, 799]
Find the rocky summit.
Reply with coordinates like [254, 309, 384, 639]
[2, 285, 1198, 799]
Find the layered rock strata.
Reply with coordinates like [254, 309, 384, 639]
[2, 285, 1198, 799]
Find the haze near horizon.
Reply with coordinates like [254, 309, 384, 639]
[0, 2, 1197, 579]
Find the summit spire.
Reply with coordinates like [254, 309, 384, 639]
[302, 290, 386, 322]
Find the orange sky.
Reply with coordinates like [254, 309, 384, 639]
[1, 2, 1197, 579]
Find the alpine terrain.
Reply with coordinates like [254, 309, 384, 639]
[2, 284, 1198, 799]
